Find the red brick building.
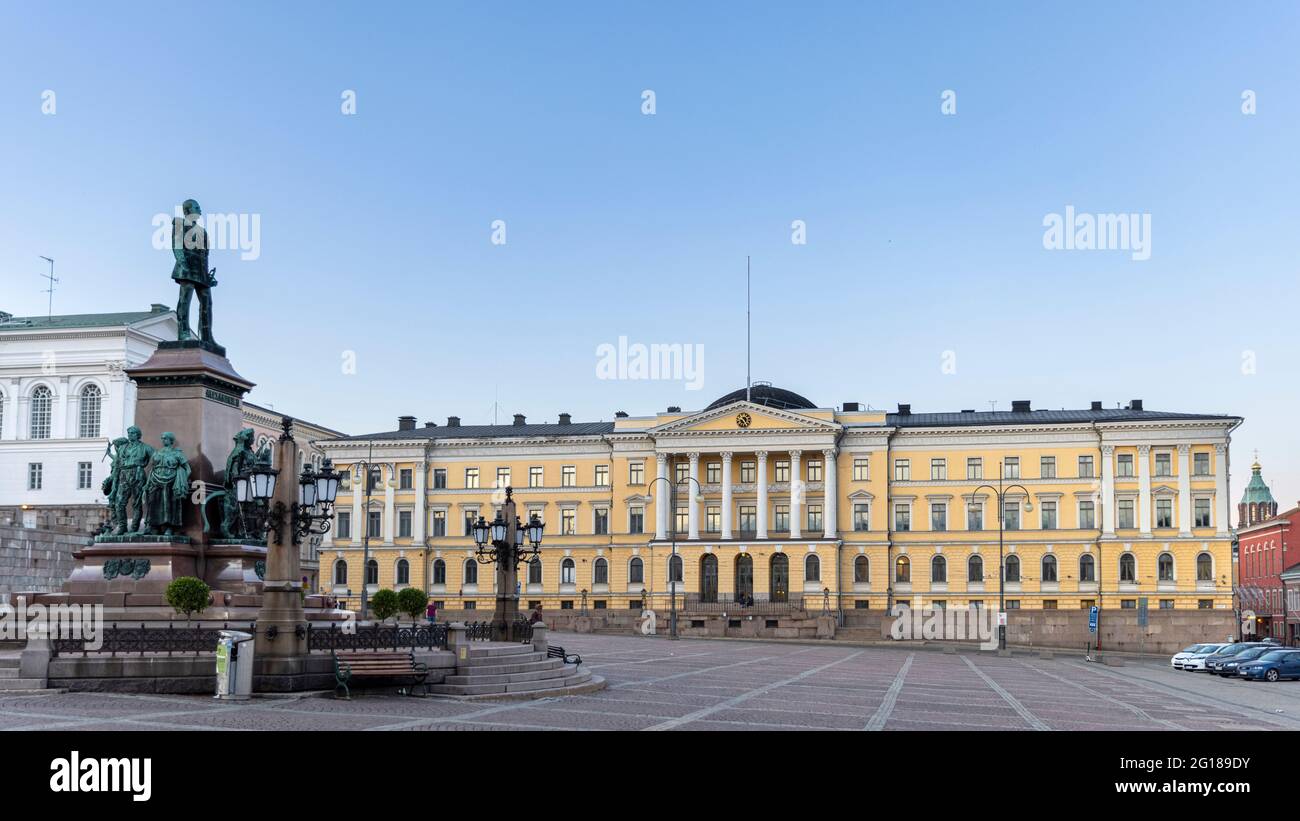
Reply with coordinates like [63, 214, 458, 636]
[1235, 459, 1293, 640]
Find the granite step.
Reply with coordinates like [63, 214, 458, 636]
[454, 657, 565, 677]
[0, 678, 48, 691]
[0, 668, 18, 679]
[428, 667, 591, 697]
[464, 643, 538, 659]
[461, 651, 547, 667]
[442, 665, 576, 686]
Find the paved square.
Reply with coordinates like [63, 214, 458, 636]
[6, 635, 1300, 731]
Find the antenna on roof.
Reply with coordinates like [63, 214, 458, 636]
[746, 256, 751, 403]
[38, 256, 57, 322]
[988, 400, 996, 412]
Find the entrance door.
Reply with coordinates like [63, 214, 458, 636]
[735, 554, 753, 602]
[700, 554, 719, 603]
[770, 553, 789, 602]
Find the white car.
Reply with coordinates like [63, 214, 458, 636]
[1171, 643, 1214, 669]
[1180, 644, 1229, 672]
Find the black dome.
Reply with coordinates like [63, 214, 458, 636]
[705, 384, 817, 411]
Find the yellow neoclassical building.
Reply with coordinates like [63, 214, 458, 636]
[315, 385, 1242, 616]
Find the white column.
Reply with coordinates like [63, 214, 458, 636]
[655, 453, 668, 539]
[383, 464, 395, 544]
[1101, 446, 1115, 535]
[687, 452, 700, 540]
[789, 450, 803, 539]
[1137, 445, 1152, 536]
[823, 448, 838, 539]
[1, 380, 16, 440]
[54, 376, 70, 438]
[351, 465, 363, 544]
[756, 451, 769, 540]
[1215, 443, 1229, 536]
[720, 452, 733, 540]
[1177, 444, 1192, 536]
[413, 458, 427, 542]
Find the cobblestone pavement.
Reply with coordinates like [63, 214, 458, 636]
[5, 635, 1300, 731]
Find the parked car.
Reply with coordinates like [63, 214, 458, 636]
[1238, 649, 1300, 682]
[1204, 642, 1272, 674]
[1213, 645, 1276, 677]
[1171, 644, 1215, 670]
[1181, 644, 1230, 672]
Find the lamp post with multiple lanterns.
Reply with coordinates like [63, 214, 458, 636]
[470, 486, 545, 641]
[648, 473, 703, 640]
[969, 462, 1033, 652]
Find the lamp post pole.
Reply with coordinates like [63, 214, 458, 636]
[358, 440, 376, 620]
[649, 473, 702, 640]
[471, 487, 544, 642]
[971, 464, 1032, 651]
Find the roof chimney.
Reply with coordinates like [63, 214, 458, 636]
[150, 303, 169, 313]
[558, 413, 571, 425]
[615, 411, 629, 418]
[397, 415, 416, 431]
[1090, 401, 1103, 411]
[1011, 400, 1031, 413]
[960, 409, 975, 413]
[447, 416, 460, 427]
[666, 406, 681, 413]
[1129, 399, 1144, 411]
[897, 403, 911, 416]
[842, 402, 861, 412]
[513, 414, 526, 426]
[423, 421, 436, 428]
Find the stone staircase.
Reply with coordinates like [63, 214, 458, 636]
[0, 656, 54, 693]
[428, 642, 602, 698]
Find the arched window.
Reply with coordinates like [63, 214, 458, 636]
[1004, 555, 1020, 582]
[464, 560, 478, 585]
[805, 554, 821, 582]
[1119, 553, 1136, 583]
[895, 555, 910, 583]
[593, 557, 608, 585]
[396, 558, 410, 585]
[561, 557, 576, 585]
[931, 555, 947, 583]
[853, 555, 869, 583]
[668, 554, 683, 583]
[968, 555, 984, 583]
[365, 559, 378, 585]
[333, 559, 348, 585]
[1196, 552, 1213, 582]
[1041, 554, 1058, 583]
[1158, 552, 1174, 582]
[629, 557, 644, 584]
[528, 557, 542, 584]
[29, 386, 52, 439]
[432, 559, 446, 585]
[1079, 554, 1095, 582]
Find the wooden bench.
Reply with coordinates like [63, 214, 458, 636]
[547, 645, 582, 666]
[332, 650, 428, 699]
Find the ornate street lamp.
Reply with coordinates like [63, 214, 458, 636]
[471, 487, 544, 640]
[970, 461, 1033, 651]
[237, 421, 339, 546]
[648, 473, 704, 640]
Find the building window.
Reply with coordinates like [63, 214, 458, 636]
[854, 555, 869, 583]
[529, 466, 543, 487]
[629, 461, 644, 485]
[740, 461, 756, 483]
[773, 505, 789, 532]
[463, 560, 478, 586]
[895, 556, 910, 583]
[1004, 555, 1020, 582]
[398, 510, 412, 538]
[967, 458, 982, 480]
[1079, 554, 1095, 582]
[594, 558, 608, 585]
[1155, 498, 1173, 529]
[595, 465, 609, 486]
[528, 558, 542, 585]
[805, 554, 821, 582]
[674, 507, 688, 535]
[561, 558, 576, 585]
[1003, 458, 1019, 479]
[1040, 456, 1056, 479]
[1041, 500, 1057, 530]
[366, 468, 382, 493]
[433, 469, 447, 489]
[27, 462, 43, 490]
[1117, 453, 1134, 477]
[463, 511, 477, 536]
[931, 555, 946, 583]
[705, 506, 720, 533]
[967, 502, 983, 531]
[930, 459, 946, 480]
[1079, 500, 1096, 529]
[29, 386, 52, 439]
[706, 462, 721, 484]
[1159, 599, 1175, 610]
[432, 559, 446, 585]
[78, 384, 102, 438]
[1197, 552, 1213, 582]
[561, 465, 576, 487]
[1194, 452, 1210, 476]
[561, 508, 576, 535]
[774, 460, 790, 483]
[739, 505, 757, 532]
[432, 510, 446, 537]
[1042, 599, 1058, 610]
[930, 503, 946, 531]
[894, 504, 910, 532]
[399, 468, 413, 490]
[675, 462, 689, 484]
[1005, 600, 1021, 610]
[629, 507, 644, 534]
[77, 461, 93, 490]
[367, 511, 382, 538]
[629, 557, 644, 584]
[496, 467, 510, 489]
[336, 511, 352, 539]
[1198, 599, 1213, 610]
[464, 468, 479, 489]
[333, 560, 348, 585]
[1158, 553, 1174, 581]
[594, 508, 609, 535]
[396, 559, 410, 585]
[1120, 553, 1136, 583]
[1117, 499, 1135, 529]
[853, 458, 869, 481]
[1078, 455, 1094, 478]
[365, 559, 379, 586]
[968, 555, 984, 583]
[806, 504, 823, 532]
[806, 460, 822, 482]
[1041, 555, 1058, 583]
[668, 555, 682, 583]
[1121, 599, 1136, 609]
[894, 459, 910, 481]
[1194, 498, 1211, 528]
[853, 503, 870, 531]
[1155, 452, 1172, 476]
[1002, 501, 1020, 530]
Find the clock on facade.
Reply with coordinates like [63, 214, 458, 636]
[735, 412, 752, 428]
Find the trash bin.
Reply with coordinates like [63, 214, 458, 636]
[215, 630, 255, 700]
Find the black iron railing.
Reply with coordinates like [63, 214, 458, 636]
[682, 592, 809, 615]
[464, 621, 494, 641]
[51, 622, 258, 657]
[307, 622, 449, 653]
[514, 619, 534, 643]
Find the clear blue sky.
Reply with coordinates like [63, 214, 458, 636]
[2, 2, 1298, 508]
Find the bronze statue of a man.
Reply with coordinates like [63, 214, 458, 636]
[172, 198, 217, 345]
[112, 426, 154, 535]
[99, 436, 129, 534]
[219, 428, 258, 539]
[144, 432, 191, 537]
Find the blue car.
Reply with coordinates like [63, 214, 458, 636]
[1237, 649, 1300, 682]
[1213, 645, 1275, 677]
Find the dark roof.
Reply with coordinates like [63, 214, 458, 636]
[881, 408, 1241, 428]
[706, 384, 817, 411]
[326, 421, 615, 442]
[0, 306, 171, 330]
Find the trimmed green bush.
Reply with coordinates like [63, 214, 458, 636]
[165, 577, 211, 620]
[370, 588, 400, 623]
[397, 587, 429, 623]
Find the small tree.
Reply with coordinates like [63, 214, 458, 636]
[165, 577, 211, 622]
[397, 587, 429, 624]
[370, 588, 400, 623]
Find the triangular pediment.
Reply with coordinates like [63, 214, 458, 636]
[651, 401, 840, 435]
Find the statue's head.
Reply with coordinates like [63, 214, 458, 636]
[182, 199, 201, 217]
[161, 432, 176, 447]
[234, 427, 255, 447]
[126, 426, 141, 441]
